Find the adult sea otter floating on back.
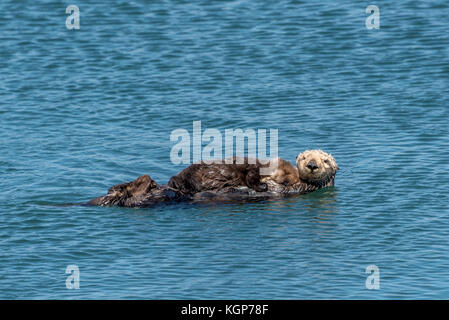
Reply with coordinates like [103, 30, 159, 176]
[87, 150, 339, 208]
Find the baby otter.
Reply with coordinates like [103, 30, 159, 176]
[259, 157, 299, 186]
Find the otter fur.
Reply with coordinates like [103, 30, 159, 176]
[87, 175, 187, 208]
[260, 157, 299, 186]
[167, 157, 268, 195]
[167, 156, 305, 195]
[230, 150, 338, 195]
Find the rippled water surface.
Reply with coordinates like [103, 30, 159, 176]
[1, 0, 449, 299]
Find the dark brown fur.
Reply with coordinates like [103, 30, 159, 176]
[168, 158, 267, 195]
[87, 154, 338, 208]
[87, 175, 186, 207]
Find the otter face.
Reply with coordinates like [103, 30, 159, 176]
[296, 150, 339, 185]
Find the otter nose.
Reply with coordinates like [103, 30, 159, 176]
[307, 160, 318, 171]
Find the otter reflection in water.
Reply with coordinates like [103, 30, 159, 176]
[87, 150, 338, 208]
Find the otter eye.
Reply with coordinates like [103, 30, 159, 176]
[324, 159, 330, 164]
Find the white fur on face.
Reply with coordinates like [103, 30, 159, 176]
[295, 149, 338, 183]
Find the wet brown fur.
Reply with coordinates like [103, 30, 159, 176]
[87, 151, 338, 207]
[167, 157, 267, 195]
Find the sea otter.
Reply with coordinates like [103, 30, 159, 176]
[87, 150, 338, 207]
[169, 150, 338, 195]
[191, 149, 339, 197]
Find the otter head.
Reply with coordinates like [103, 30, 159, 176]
[296, 150, 339, 187]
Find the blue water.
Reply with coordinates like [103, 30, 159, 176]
[1, 0, 448, 299]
